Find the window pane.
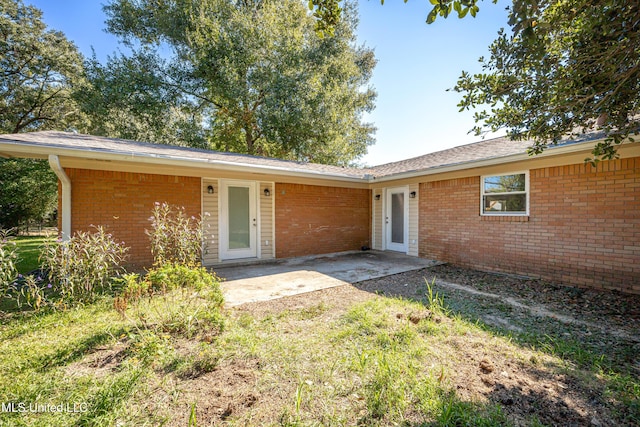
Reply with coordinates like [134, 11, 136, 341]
[484, 174, 525, 193]
[228, 186, 250, 249]
[484, 194, 526, 213]
[391, 193, 404, 244]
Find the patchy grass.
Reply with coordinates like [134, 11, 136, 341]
[0, 285, 225, 426]
[13, 235, 54, 274]
[0, 271, 638, 426]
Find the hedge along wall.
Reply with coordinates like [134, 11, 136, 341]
[274, 183, 371, 258]
[60, 168, 201, 267]
[419, 157, 640, 294]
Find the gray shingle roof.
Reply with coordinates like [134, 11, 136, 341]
[0, 130, 596, 181]
[368, 130, 609, 178]
[0, 131, 368, 179]
[369, 136, 534, 177]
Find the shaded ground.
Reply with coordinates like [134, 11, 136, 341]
[354, 265, 640, 426]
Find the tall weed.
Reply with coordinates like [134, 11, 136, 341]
[41, 226, 129, 304]
[0, 229, 18, 291]
[146, 202, 206, 266]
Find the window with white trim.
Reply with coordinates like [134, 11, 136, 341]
[481, 172, 529, 215]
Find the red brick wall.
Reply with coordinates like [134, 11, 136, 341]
[419, 158, 640, 293]
[65, 169, 201, 267]
[275, 183, 371, 258]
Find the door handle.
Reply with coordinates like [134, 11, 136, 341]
[252, 218, 257, 227]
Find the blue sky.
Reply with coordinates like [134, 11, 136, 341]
[27, 0, 510, 166]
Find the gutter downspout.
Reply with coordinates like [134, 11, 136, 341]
[48, 154, 71, 241]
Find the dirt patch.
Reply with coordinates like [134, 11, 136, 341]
[439, 331, 611, 426]
[353, 264, 640, 426]
[171, 358, 261, 425]
[64, 342, 128, 379]
[423, 265, 640, 340]
[435, 279, 639, 342]
[233, 283, 373, 320]
[125, 264, 639, 426]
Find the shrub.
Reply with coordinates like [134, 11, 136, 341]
[116, 264, 224, 304]
[146, 262, 222, 297]
[0, 229, 18, 292]
[14, 274, 50, 310]
[116, 262, 225, 338]
[146, 202, 206, 266]
[41, 226, 129, 304]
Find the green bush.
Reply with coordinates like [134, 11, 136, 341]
[117, 262, 225, 338]
[146, 262, 222, 296]
[41, 226, 129, 304]
[146, 202, 205, 266]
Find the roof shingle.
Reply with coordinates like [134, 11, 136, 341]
[0, 131, 368, 179]
[0, 130, 598, 181]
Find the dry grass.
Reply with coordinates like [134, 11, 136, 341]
[1, 267, 638, 426]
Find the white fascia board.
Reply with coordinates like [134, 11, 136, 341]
[370, 139, 603, 183]
[2, 136, 627, 185]
[0, 141, 368, 183]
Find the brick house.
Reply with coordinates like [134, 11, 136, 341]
[1, 131, 638, 294]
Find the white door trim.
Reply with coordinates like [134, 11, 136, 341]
[219, 179, 258, 260]
[384, 186, 409, 253]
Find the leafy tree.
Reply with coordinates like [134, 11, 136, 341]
[452, 0, 640, 161]
[103, 0, 376, 165]
[0, 0, 84, 229]
[0, 158, 58, 229]
[0, 0, 85, 133]
[312, 0, 640, 161]
[76, 50, 210, 149]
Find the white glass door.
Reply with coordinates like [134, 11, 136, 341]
[220, 180, 257, 259]
[385, 187, 408, 253]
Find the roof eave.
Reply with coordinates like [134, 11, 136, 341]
[370, 139, 601, 182]
[0, 139, 368, 183]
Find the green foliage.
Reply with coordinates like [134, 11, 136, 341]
[40, 226, 129, 304]
[0, 0, 79, 233]
[0, 229, 18, 290]
[76, 50, 210, 149]
[12, 274, 48, 310]
[0, 0, 85, 133]
[146, 262, 223, 298]
[1, 232, 55, 310]
[426, 0, 484, 24]
[308, 0, 342, 37]
[103, 0, 376, 166]
[364, 352, 411, 418]
[188, 402, 198, 427]
[117, 263, 225, 339]
[452, 0, 640, 161]
[308, 0, 484, 29]
[425, 278, 447, 315]
[146, 202, 205, 266]
[0, 158, 58, 229]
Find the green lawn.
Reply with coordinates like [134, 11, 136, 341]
[13, 235, 55, 274]
[0, 278, 637, 426]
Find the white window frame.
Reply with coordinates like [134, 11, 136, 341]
[480, 171, 529, 216]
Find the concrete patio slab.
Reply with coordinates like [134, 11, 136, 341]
[214, 250, 440, 306]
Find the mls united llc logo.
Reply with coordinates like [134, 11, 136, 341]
[2, 402, 88, 413]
